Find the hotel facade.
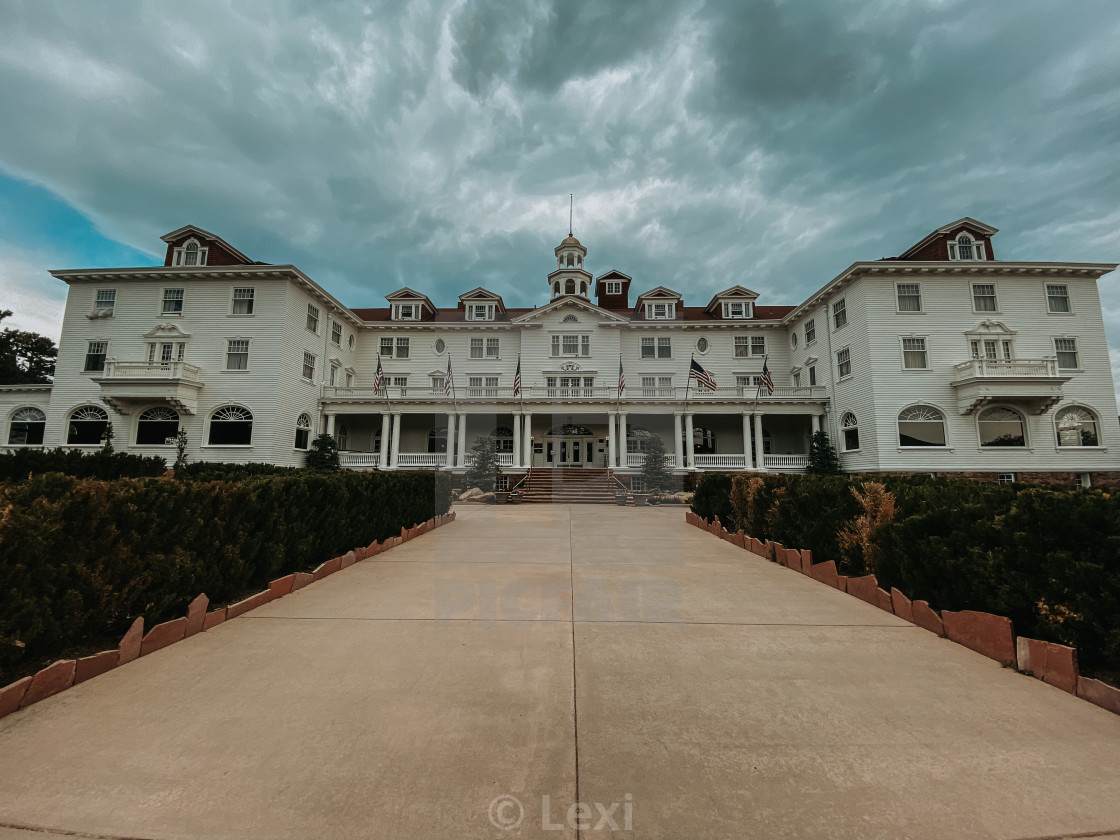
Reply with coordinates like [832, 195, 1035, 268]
[3, 218, 1118, 487]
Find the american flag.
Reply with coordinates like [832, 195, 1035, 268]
[373, 355, 383, 394]
[689, 358, 717, 390]
[444, 354, 454, 397]
[760, 359, 774, 395]
[513, 356, 522, 396]
[618, 356, 625, 393]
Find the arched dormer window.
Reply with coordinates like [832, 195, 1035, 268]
[173, 237, 209, 266]
[948, 232, 984, 261]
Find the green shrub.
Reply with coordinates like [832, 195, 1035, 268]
[0, 469, 452, 683]
[176, 461, 300, 480]
[0, 448, 167, 481]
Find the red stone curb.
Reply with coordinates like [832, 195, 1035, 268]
[0, 510, 457, 722]
[684, 510, 1120, 717]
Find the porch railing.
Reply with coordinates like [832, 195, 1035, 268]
[693, 454, 748, 469]
[625, 453, 677, 467]
[395, 453, 447, 467]
[952, 357, 1060, 378]
[462, 453, 516, 467]
[100, 360, 203, 382]
[340, 452, 380, 468]
[764, 454, 810, 469]
[322, 384, 828, 403]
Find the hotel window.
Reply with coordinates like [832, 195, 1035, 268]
[733, 336, 749, 358]
[897, 405, 947, 447]
[468, 376, 499, 396]
[302, 352, 316, 380]
[793, 372, 801, 387]
[466, 304, 495, 321]
[948, 234, 984, 261]
[972, 284, 997, 312]
[306, 304, 320, 333]
[392, 377, 408, 392]
[345, 371, 352, 387]
[978, 406, 1026, 447]
[1055, 406, 1099, 447]
[645, 302, 675, 320]
[173, 238, 208, 266]
[430, 376, 444, 393]
[294, 414, 312, 450]
[380, 337, 394, 358]
[225, 339, 249, 370]
[804, 319, 816, 344]
[470, 338, 484, 359]
[8, 407, 46, 445]
[736, 375, 763, 390]
[1047, 284, 1071, 313]
[998, 473, 1016, 484]
[395, 337, 409, 359]
[392, 303, 421, 321]
[331, 322, 342, 345]
[836, 347, 851, 379]
[208, 405, 253, 446]
[896, 283, 922, 312]
[136, 407, 180, 446]
[95, 289, 116, 311]
[487, 337, 500, 358]
[1054, 338, 1079, 369]
[162, 288, 184, 315]
[750, 336, 766, 356]
[841, 412, 859, 451]
[832, 298, 847, 329]
[84, 341, 108, 372]
[970, 339, 1012, 360]
[722, 301, 750, 318]
[901, 337, 928, 369]
[553, 334, 589, 356]
[329, 365, 338, 386]
[232, 287, 255, 314]
[808, 366, 816, 386]
[67, 405, 109, 445]
[605, 281, 622, 295]
[641, 376, 673, 396]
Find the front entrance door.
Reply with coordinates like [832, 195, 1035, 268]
[546, 436, 596, 467]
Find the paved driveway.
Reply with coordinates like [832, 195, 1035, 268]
[1, 505, 1119, 839]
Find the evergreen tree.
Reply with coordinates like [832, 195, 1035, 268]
[0, 310, 57, 385]
[640, 434, 675, 493]
[465, 435, 501, 493]
[305, 433, 341, 470]
[806, 429, 842, 474]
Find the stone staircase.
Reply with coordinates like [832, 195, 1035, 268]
[517, 468, 622, 504]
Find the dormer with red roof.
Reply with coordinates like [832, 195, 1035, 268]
[458, 288, 506, 321]
[634, 286, 682, 320]
[704, 286, 760, 320]
[161, 225, 256, 267]
[897, 217, 998, 262]
[594, 270, 631, 309]
[386, 287, 438, 321]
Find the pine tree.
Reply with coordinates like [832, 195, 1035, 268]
[0, 310, 57, 385]
[465, 435, 501, 493]
[640, 434, 675, 494]
[305, 433, 341, 470]
[806, 429, 842, 474]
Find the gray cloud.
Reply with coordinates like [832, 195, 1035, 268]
[0, 0, 1117, 393]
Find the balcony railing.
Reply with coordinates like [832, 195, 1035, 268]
[694, 454, 748, 469]
[395, 453, 448, 467]
[764, 454, 810, 469]
[952, 358, 1061, 378]
[323, 384, 828, 403]
[340, 452, 380, 468]
[625, 453, 677, 467]
[100, 360, 203, 382]
[462, 452, 516, 466]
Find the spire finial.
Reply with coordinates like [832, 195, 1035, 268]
[569, 194, 573, 237]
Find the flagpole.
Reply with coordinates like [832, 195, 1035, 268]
[449, 353, 458, 412]
[616, 353, 622, 413]
[684, 353, 693, 408]
[517, 353, 524, 410]
[752, 354, 767, 412]
[377, 353, 393, 413]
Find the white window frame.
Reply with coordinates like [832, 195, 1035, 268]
[948, 233, 985, 261]
[645, 302, 675, 320]
[733, 336, 749, 358]
[469, 337, 484, 359]
[804, 319, 816, 345]
[486, 337, 500, 358]
[896, 282, 922, 313]
[840, 412, 860, 452]
[94, 289, 116, 311]
[1046, 283, 1072, 314]
[604, 281, 622, 295]
[84, 340, 108, 373]
[900, 336, 930, 370]
[172, 237, 208, 266]
[466, 303, 495, 321]
[306, 304, 320, 333]
[750, 336, 766, 356]
[331, 321, 343, 346]
[722, 301, 751, 319]
[302, 351, 316, 381]
[392, 303, 421, 321]
[832, 298, 847, 330]
[294, 414, 313, 451]
[1053, 337, 1080, 370]
[836, 347, 852, 380]
[231, 287, 255, 315]
[225, 338, 250, 371]
[971, 283, 998, 313]
[162, 288, 184, 316]
[1054, 405, 1102, 449]
[395, 337, 410, 359]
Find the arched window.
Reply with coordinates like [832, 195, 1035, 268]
[565, 279, 575, 295]
[553, 281, 560, 296]
[978, 406, 1025, 447]
[1055, 406, 1099, 447]
[427, 426, 448, 453]
[562, 314, 579, 323]
[566, 254, 575, 267]
[898, 405, 946, 447]
[580, 281, 587, 296]
[8, 407, 46, 445]
[949, 233, 984, 261]
[489, 425, 514, 453]
[136, 406, 180, 445]
[336, 424, 349, 450]
[840, 412, 859, 451]
[68, 405, 109, 445]
[627, 426, 653, 454]
[692, 426, 715, 454]
[957, 235, 973, 260]
[208, 406, 253, 445]
[294, 413, 312, 450]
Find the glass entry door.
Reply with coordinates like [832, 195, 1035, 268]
[546, 436, 596, 467]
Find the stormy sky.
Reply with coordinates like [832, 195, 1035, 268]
[1, 0, 1118, 394]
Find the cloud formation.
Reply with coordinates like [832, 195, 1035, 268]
[0, 0, 1117, 391]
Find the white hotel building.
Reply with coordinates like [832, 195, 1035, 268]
[3, 218, 1118, 487]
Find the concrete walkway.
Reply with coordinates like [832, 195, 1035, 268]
[1, 505, 1120, 839]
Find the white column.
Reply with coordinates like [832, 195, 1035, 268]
[673, 412, 684, 470]
[523, 411, 533, 467]
[753, 412, 765, 472]
[743, 413, 753, 470]
[811, 414, 821, 434]
[684, 413, 695, 469]
[380, 413, 390, 467]
[618, 412, 628, 467]
[326, 413, 336, 436]
[607, 411, 617, 469]
[457, 413, 468, 467]
[513, 412, 522, 469]
[446, 412, 457, 467]
[390, 412, 402, 469]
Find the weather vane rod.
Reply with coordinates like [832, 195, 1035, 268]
[569, 194, 573, 236]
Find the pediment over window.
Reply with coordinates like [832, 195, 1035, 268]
[965, 319, 1016, 337]
[160, 225, 255, 267]
[634, 286, 682, 304]
[386, 287, 437, 320]
[142, 323, 192, 339]
[511, 296, 627, 324]
[704, 285, 759, 314]
[897, 217, 998, 262]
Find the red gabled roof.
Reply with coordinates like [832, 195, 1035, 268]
[349, 304, 795, 323]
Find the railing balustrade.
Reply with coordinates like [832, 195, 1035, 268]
[322, 384, 828, 403]
[463, 453, 515, 466]
[952, 358, 1060, 378]
[395, 453, 447, 467]
[625, 453, 677, 467]
[339, 452, 380, 468]
[763, 454, 810, 469]
[693, 454, 747, 468]
[100, 360, 203, 382]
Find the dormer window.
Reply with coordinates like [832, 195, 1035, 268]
[646, 302, 675, 320]
[467, 304, 495, 321]
[393, 303, 420, 321]
[173, 238, 208, 266]
[722, 301, 751, 319]
[948, 233, 985, 261]
[605, 281, 622, 295]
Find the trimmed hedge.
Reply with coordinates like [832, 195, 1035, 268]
[692, 473, 1120, 674]
[0, 469, 451, 683]
[175, 461, 301, 480]
[0, 448, 167, 481]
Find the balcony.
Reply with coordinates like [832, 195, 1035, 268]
[321, 384, 828, 406]
[949, 358, 1070, 415]
[96, 360, 204, 415]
